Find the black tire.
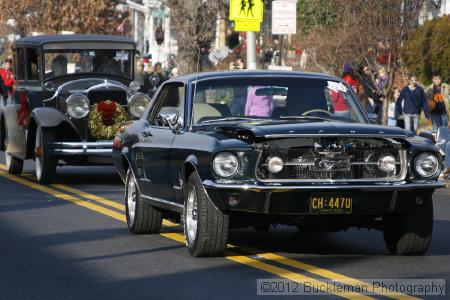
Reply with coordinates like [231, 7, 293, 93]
[4, 124, 23, 174]
[125, 170, 162, 234]
[35, 126, 57, 184]
[183, 172, 229, 257]
[383, 194, 433, 255]
[5, 152, 23, 174]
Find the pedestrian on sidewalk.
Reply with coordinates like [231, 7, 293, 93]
[0, 59, 15, 97]
[396, 74, 430, 134]
[134, 59, 146, 88]
[388, 87, 400, 126]
[425, 72, 449, 132]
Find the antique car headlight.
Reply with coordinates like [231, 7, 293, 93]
[266, 156, 284, 173]
[66, 94, 90, 118]
[213, 152, 239, 178]
[378, 154, 396, 173]
[414, 152, 440, 178]
[128, 93, 150, 118]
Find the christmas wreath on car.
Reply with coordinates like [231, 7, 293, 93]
[88, 100, 128, 140]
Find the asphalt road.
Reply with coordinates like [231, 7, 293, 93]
[0, 154, 449, 300]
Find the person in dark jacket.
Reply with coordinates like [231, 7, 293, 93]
[396, 74, 430, 134]
[144, 62, 167, 97]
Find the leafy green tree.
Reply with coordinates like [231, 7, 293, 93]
[402, 15, 450, 84]
[296, 0, 336, 34]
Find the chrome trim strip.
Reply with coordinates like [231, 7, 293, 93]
[256, 150, 408, 183]
[264, 134, 408, 139]
[141, 194, 184, 212]
[51, 149, 113, 155]
[202, 180, 445, 192]
[51, 142, 113, 148]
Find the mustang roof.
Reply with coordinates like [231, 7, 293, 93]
[15, 34, 135, 46]
[170, 70, 340, 84]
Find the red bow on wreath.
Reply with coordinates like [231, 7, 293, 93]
[97, 100, 116, 126]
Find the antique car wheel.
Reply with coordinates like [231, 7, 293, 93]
[35, 126, 57, 184]
[4, 126, 23, 174]
[383, 194, 433, 255]
[125, 170, 162, 234]
[184, 172, 229, 257]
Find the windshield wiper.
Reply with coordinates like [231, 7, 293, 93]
[279, 115, 335, 122]
[200, 117, 257, 124]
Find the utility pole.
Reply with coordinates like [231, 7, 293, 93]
[246, 31, 257, 70]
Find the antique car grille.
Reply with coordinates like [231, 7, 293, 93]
[256, 137, 407, 182]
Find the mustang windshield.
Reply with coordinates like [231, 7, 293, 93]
[192, 78, 367, 125]
[44, 49, 133, 80]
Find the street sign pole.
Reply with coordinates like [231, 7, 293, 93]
[278, 34, 283, 66]
[246, 31, 257, 70]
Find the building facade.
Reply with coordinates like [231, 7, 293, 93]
[126, 0, 177, 68]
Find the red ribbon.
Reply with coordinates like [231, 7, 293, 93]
[97, 100, 117, 126]
[17, 91, 30, 126]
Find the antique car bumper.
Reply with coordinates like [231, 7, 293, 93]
[202, 180, 445, 215]
[48, 141, 113, 156]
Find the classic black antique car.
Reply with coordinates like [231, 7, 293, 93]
[113, 71, 444, 257]
[0, 35, 151, 184]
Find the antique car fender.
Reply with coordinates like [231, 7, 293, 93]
[25, 108, 80, 159]
[30, 107, 71, 128]
[1, 104, 27, 159]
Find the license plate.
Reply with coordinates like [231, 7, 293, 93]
[310, 194, 352, 214]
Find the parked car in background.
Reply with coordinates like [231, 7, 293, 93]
[0, 34, 151, 184]
[114, 71, 444, 257]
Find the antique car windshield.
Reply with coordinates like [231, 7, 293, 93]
[192, 77, 367, 125]
[44, 49, 133, 80]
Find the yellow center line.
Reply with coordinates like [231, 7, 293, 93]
[0, 170, 126, 222]
[162, 233, 374, 300]
[238, 247, 419, 300]
[19, 172, 179, 228]
[0, 165, 414, 299]
[0, 169, 372, 299]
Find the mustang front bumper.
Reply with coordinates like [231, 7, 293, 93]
[203, 180, 445, 215]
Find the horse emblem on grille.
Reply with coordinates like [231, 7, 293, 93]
[314, 158, 350, 171]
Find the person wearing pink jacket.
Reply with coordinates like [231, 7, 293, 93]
[245, 86, 273, 117]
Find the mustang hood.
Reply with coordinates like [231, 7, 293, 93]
[216, 121, 412, 139]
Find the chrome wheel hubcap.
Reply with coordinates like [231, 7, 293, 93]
[186, 187, 198, 243]
[35, 128, 43, 180]
[127, 174, 137, 224]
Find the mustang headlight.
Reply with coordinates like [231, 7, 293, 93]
[213, 152, 239, 178]
[378, 154, 397, 173]
[66, 94, 90, 118]
[128, 93, 150, 118]
[414, 152, 440, 178]
[266, 156, 284, 173]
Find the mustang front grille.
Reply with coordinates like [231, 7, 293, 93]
[256, 138, 407, 182]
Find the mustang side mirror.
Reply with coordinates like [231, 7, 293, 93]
[159, 112, 181, 133]
[367, 113, 378, 124]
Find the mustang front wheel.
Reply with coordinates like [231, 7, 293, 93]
[184, 172, 229, 257]
[383, 194, 433, 255]
[125, 170, 162, 234]
[35, 126, 57, 184]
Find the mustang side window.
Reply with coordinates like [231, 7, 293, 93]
[152, 85, 185, 127]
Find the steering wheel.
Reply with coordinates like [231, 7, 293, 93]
[302, 109, 333, 116]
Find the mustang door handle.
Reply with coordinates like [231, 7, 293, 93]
[142, 129, 152, 138]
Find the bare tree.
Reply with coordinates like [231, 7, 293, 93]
[0, 0, 126, 36]
[299, 0, 424, 124]
[165, 0, 223, 74]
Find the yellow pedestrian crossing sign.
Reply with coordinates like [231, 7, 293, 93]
[229, 0, 264, 22]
